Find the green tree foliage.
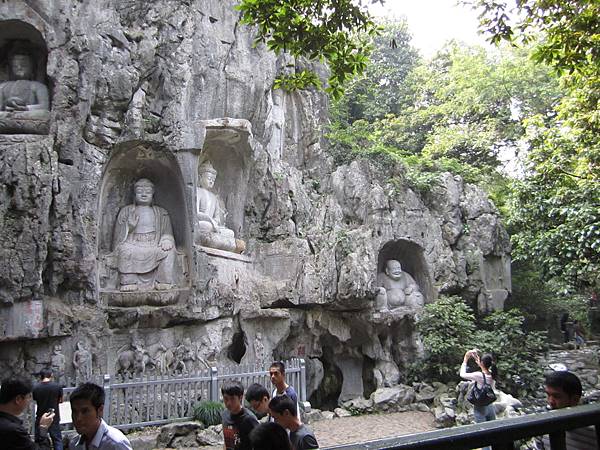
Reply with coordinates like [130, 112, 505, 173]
[467, 0, 600, 290]
[415, 296, 476, 381]
[509, 260, 590, 333]
[237, 0, 381, 98]
[328, 34, 560, 195]
[413, 44, 560, 169]
[415, 296, 547, 395]
[331, 19, 421, 123]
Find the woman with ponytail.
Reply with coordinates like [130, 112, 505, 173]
[460, 350, 497, 450]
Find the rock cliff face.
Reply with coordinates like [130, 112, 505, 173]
[0, 0, 510, 405]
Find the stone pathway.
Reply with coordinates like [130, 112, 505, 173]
[172, 411, 436, 450]
[312, 411, 436, 448]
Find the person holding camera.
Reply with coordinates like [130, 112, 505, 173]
[0, 377, 55, 450]
[460, 349, 498, 450]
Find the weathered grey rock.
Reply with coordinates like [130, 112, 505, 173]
[334, 407, 352, 418]
[196, 425, 224, 446]
[414, 402, 430, 412]
[414, 384, 436, 403]
[156, 421, 204, 448]
[127, 431, 159, 450]
[321, 410, 336, 420]
[303, 409, 325, 424]
[342, 397, 374, 414]
[370, 385, 416, 411]
[433, 405, 455, 428]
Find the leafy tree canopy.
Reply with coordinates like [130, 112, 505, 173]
[328, 35, 560, 195]
[237, 0, 382, 98]
[467, 0, 600, 290]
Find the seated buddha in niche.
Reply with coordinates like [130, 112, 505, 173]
[0, 48, 50, 133]
[376, 259, 424, 311]
[112, 178, 179, 291]
[195, 160, 245, 253]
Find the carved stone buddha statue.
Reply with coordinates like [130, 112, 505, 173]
[375, 259, 424, 311]
[0, 49, 50, 134]
[195, 161, 245, 253]
[112, 178, 179, 291]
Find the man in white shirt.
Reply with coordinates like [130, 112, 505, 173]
[68, 383, 132, 450]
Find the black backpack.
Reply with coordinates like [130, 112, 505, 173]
[467, 373, 497, 406]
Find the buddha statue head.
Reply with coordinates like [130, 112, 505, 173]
[384, 259, 404, 281]
[7, 50, 35, 81]
[133, 178, 155, 206]
[198, 160, 217, 190]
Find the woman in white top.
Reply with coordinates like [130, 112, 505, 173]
[460, 350, 497, 450]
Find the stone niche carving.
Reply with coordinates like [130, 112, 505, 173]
[194, 119, 253, 258]
[375, 240, 434, 311]
[478, 254, 511, 312]
[0, 22, 50, 134]
[97, 143, 191, 306]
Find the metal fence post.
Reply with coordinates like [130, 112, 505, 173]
[210, 366, 218, 402]
[103, 374, 112, 424]
[299, 359, 307, 403]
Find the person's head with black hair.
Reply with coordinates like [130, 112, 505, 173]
[221, 381, 245, 414]
[480, 353, 498, 380]
[70, 383, 106, 442]
[269, 361, 287, 392]
[0, 377, 32, 406]
[545, 371, 583, 409]
[250, 422, 291, 450]
[245, 383, 270, 416]
[269, 394, 300, 430]
[0, 377, 56, 437]
[38, 367, 53, 380]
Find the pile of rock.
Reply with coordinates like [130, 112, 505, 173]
[306, 381, 524, 430]
[139, 421, 224, 449]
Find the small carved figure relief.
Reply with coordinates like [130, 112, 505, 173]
[0, 46, 50, 134]
[174, 337, 196, 374]
[73, 342, 92, 381]
[254, 332, 266, 367]
[376, 259, 424, 311]
[151, 343, 174, 375]
[116, 339, 151, 379]
[50, 344, 66, 382]
[195, 161, 245, 253]
[112, 178, 181, 291]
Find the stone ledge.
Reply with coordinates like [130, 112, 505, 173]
[100, 288, 190, 307]
[198, 245, 253, 262]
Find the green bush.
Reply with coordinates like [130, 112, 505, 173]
[415, 295, 476, 382]
[192, 401, 224, 426]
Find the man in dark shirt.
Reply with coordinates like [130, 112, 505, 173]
[221, 381, 259, 450]
[244, 383, 270, 419]
[33, 368, 63, 450]
[269, 395, 319, 450]
[0, 376, 54, 450]
[269, 361, 300, 418]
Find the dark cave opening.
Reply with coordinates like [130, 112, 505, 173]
[309, 348, 343, 410]
[227, 330, 247, 363]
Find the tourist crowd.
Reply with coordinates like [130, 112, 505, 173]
[0, 360, 318, 450]
[0, 356, 595, 449]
